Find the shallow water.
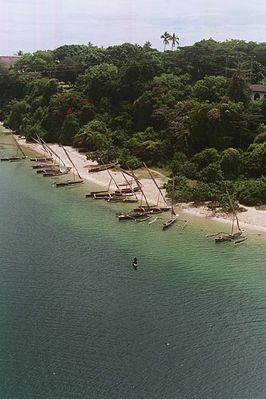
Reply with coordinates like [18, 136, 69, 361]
[1, 130, 266, 398]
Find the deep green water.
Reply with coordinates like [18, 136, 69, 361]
[1, 130, 266, 398]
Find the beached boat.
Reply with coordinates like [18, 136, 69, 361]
[114, 186, 140, 194]
[0, 134, 27, 161]
[94, 193, 111, 200]
[32, 163, 54, 169]
[43, 170, 69, 177]
[55, 145, 84, 187]
[162, 214, 179, 230]
[162, 178, 178, 230]
[215, 230, 242, 243]
[88, 162, 118, 173]
[86, 190, 109, 198]
[55, 180, 83, 187]
[214, 189, 244, 243]
[118, 211, 148, 221]
[30, 156, 53, 162]
[133, 206, 166, 214]
[1, 155, 26, 161]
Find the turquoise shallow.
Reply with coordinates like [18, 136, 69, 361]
[1, 129, 266, 399]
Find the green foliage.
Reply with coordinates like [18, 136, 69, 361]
[199, 162, 223, 183]
[79, 63, 118, 103]
[227, 71, 251, 105]
[193, 76, 229, 102]
[60, 114, 80, 145]
[73, 120, 110, 151]
[118, 148, 142, 170]
[243, 143, 266, 177]
[6, 100, 30, 131]
[254, 125, 266, 143]
[1, 38, 266, 205]
[220, 148, 241, 178]
[193, 148, 220, 169]
[235, 177, 266, 205]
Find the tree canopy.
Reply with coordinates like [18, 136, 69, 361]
[1, 38, 266, 205]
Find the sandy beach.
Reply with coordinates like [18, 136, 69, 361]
[10, 134, 266, 233]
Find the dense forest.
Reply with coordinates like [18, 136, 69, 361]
[1, 38, 266, 206]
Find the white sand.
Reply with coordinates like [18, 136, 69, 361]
[14, 136, 266, 232]
[16, 137, 169, 207]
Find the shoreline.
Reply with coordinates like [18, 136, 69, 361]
[1, 126, 266, 233]
[180, 203, 266, 233]
[14, 135, 169, 208]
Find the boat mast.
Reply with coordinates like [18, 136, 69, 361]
[11, 134, 26, 157]
[171, 178, 176, 216]
[33, 136, 51, 158]
[61, 145, 82, 180]
[115, 166, 138, 199]
[129, 168, 150, 209]
[106, 168, 121, 193]
[40, 141, 66, 167]
[226, 188, 241, 232]
[143, 162, 168, 206]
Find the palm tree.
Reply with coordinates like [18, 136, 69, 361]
[170, 33, 179, 50]
[160, 32, 170, 52]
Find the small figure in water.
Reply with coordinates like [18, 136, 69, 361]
[132, 257, 138, 269]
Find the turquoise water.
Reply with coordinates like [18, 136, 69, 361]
[1, 130, 266, 398]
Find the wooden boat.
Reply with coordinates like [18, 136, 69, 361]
[162, 178, 178, 230]
[30, 157, 53, 162]
[32, 137, 54, 162]
[36, 167, 60, 174]
[119, 180, 133, 187]
[215, 231, 242, 243]
[118, 211, 148, 221]
[133, 206, 165, 214]
[135, 215, 152, 222]
[215, 189, 243, 244]
[7, 156, 26, 162]
[1, 155, 26, 161]
[162, 214, 179, 230]
[88, 162, 118, 173]
[143, 162, 170, 210]
[1, 134, 27, 162]
[55, 145, 84, 187]
[114, 186, 140, 194]
[234, 236, 248, 245]
[43, 167, 70, 177]
[32, 163, 54, 169]
[94, 193, 111, 200]
[0, 156, 11, 161]
[107, 195, 138, 203]
[123, 197, 139, 203]
[55, 179, 83, 187]
[86, 190, 110, 198]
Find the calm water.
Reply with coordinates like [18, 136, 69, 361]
[1, 130, 266, 398]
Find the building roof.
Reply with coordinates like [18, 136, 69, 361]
[0, 56, 20, 69]
[250, 84, 266, 93]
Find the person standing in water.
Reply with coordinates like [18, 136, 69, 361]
[132, 257, 138, 269]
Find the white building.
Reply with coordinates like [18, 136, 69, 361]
[250, 84, 266, 101]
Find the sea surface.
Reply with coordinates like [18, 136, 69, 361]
[1, 128, 266, 399]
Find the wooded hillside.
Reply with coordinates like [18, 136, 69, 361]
[1, 38, 266, 205]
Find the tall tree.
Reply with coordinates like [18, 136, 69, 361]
[170, 33, 179, 50]
[160, 32, 171, 52]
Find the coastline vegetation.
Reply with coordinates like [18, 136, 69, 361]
[0, 38, 266, 206]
